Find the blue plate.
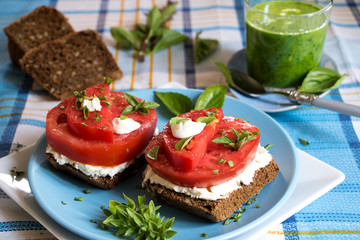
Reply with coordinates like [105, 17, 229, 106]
[228, 49, 339, 112]
[28, 88, 299, 240]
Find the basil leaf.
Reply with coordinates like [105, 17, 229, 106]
[121, 105, 135, 114]
[111, 27, 139, 49]
[299, 67, 347, 93]
[194, 84, 227, 110]
[212, 136, 235, 144]
[196, 116, 215, 125]
[169, 117, 190, 126]
[155, 91, 193, 115]
[147, 6, 162, 30]
[194, 31, 219, 64]
[124, 93, 139, 106]
[147, 146, 159, 160]
[149, 28, 187, 54]
[212, 60, 236, 87]
[160, 2, 178, 26]
[175, 136, 193, 151]
[143, 101, 160, 109]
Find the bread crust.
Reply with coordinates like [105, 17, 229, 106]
[143, 159, 279, 222]
[46, 152, 144, 190]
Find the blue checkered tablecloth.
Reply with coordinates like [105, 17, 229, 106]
[0, 0, 359, 239]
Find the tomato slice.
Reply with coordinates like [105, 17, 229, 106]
[145, 116, 260, 188]
[162, 109, 223, 171]
[46, 91, 157, 166]
[66, 83, 114, 142]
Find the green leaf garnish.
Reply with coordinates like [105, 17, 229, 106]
[122, 92, 159, 114]
[120, 115, 128, 120]
[227, 160, 234, 167]
[10, 167, 24, 181]
[169, 117, 190, 126]
[264, 144, 274, 150]
[212, 169, 219, 175]
[147, 146, 159, 160]
[194, 31, 219, 64]
[155, 91, 193, 115]
[83, 189, 90, 194]
[217, 158, 225, 164]
[175, 136, 193, 151]
[194, 84, 227, 110]
[74, 197, 84, 201]
[111, 2, 186, 62]
[61, 201, 67, 205]
[299, 67, 347, 93]
[102, 194, 177, 239]
[196, 116, 216, 125]
[212, 128, 258, 151]
[201, 232, 208, 237]
[299, 138, 309, 146]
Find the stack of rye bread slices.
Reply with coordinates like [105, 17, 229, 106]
[4, 5, 122, 100]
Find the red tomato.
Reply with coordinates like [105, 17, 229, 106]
[66, 83, 114, 142]
[46, 91, 157, 167]
[162, 109, 223, 171]
[145, 115, 260, 188]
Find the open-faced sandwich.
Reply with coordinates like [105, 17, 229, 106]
[142, 108, 279, 222]
[46, 80, 158, 189]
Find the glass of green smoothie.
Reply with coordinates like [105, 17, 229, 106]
[245, 0, 333, 88]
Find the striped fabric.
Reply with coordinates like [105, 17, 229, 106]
[0, 0, 359, 239]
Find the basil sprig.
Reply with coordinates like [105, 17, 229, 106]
[212, 128, 259, 151]
[299, 67, 347, 93]
[111, 2, 187, 62]
[122, 93, 160, 114]
[154, 84, 227, 116]
[102, 194, 177, 239]
[194, 31, 219, 64]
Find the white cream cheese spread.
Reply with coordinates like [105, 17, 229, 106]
[46, 145, 134, 179]
[112, 117, 141, 134]
[142, 145, 273, 200]
[81, 96, 102, 112]
[171, 119, 206, 139]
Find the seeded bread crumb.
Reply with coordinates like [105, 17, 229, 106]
[20, 30, 123, 100]
[143, 159, 279, 222]
[46, 152, 144, 190]
[3, 5, 74, 67]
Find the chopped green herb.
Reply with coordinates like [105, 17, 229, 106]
[175, 136, 193, 151]
[120, 115, 128, 120]
[102, 194, 177, 239]
[90, 220, 97, 223]
[122, 92, 159, 115]
[255, 204, 260, 208]
[299, 138, 309, 146]
[227, 160, 234, 167]
[81, 122, 87, 126]
[217, 158, 225, 164]
[59, 105, 65, 109]
[223, 219, 230, 225]
[101, 100, 113, 107]
[104, 77, 112, 85]
[101, 126, 109, 129]
[10, 167, 24, 181]
[74, 197, 84, 201]
[61, 201, 67, 205]
[264, 144, 274, 150]
[83, 189, 90, 194]
[212, 169, 219, 175]
[201, 232, 208, 237]
[147, 146, 159, 160]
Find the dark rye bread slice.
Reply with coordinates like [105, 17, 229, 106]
[3, 5, 74, 67]
[20, 30, 123, 100]
[46, 152, 144, 190]
[143, 159, 279, 222]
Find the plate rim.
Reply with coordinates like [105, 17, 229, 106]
[28, 88, 299, 240]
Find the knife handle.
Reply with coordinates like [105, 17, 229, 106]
[288, 90, 360, 117]
[311, 97, 360, 117]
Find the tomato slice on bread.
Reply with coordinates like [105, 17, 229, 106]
[46, 84, 157, 167]
[162, 108, 223, 171]
[145, 111, 260, 188]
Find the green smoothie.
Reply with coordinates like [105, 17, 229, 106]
[246, 1, 329, 88]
